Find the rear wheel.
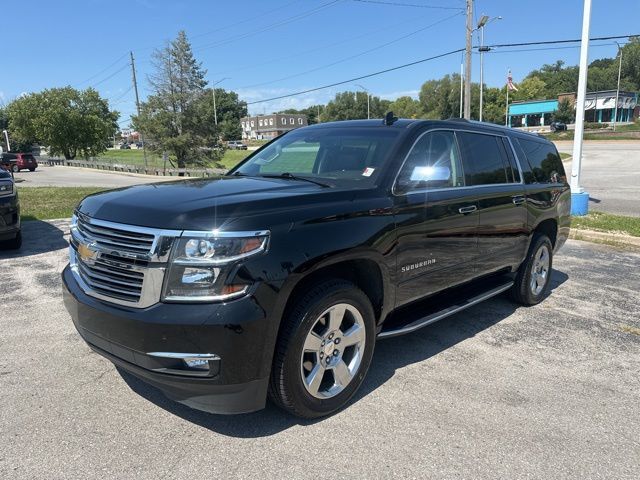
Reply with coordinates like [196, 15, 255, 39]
[269, 280, 375, 418]
[512, 234, 553, 305]
[29, 168, 36, 172]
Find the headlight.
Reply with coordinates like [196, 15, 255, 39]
[162, 230, 269, 302]
[0, 180, 13, 197]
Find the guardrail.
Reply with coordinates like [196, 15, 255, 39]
[44, 158, 227, 176]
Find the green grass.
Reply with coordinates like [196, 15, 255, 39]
[572, 211, 640, 237]
[559, 152, 571, 160]
[97, 148, 250, 170]
[614, 122, 640, 132]
[544, 130, 640, 141]
[19, 187, 107, 221]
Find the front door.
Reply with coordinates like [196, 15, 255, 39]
[393, 130, 479, 307]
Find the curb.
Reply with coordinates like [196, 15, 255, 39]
[570, 228, 640, 251]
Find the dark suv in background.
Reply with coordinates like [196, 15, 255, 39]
[0, 169, 21, 249]
[62, 117, 570, 418]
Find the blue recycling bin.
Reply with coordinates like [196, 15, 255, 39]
[571, 191, 589, 216]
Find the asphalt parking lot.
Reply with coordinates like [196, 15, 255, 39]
[556, 141, 640, 217]
[1, 220, 639, 479]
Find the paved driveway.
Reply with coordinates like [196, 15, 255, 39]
[555, 141, 640, 217]
[0, 220, 639, 479]
[14, 165, 182, 188]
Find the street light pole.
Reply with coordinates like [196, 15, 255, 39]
[570, 0, 593, 216]
[477, 15, 502, 122]
[463, 0, 473, 119]
[211, 77, 229, 126]
[613, 41, 623, 132]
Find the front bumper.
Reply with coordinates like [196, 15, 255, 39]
[0, 194, 20, 240]
[62, 265, 273, 414]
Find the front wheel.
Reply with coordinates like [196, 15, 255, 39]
[511, 234, 553, 305]
[269, 280, 376, 418]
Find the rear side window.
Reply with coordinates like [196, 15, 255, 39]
[517, 138, 566, 184]
[457, 132, 510, 186]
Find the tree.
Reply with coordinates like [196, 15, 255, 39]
[279, 105, 324, 125]
[6, 87, 118, 159]
[388, 96, 423, 119]
[553, 99, 574, 123]
[205, 88, 247, 140]
[132, 31, 220, 170]
[321, 91, 390, 122]
[512, 76, 547, 101]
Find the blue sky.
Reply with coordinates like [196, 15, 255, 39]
[2, 0, 639, 122]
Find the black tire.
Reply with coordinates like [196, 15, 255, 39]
[12, 165, 19, 173]
[1, 230, 22, 250]
[269, 279, 376, 418]
[511, 233, 553, 305]
[29, 168, 36, 172]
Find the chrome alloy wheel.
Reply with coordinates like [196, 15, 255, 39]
[300, 303, 366, 399]
[530, 244, 550, 296]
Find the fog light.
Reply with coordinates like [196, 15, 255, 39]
[183, 357, 211, 370]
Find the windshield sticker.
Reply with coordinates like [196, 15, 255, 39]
[362, 167, 375, 177]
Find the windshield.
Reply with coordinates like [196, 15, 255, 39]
[231, 127, 400, 186]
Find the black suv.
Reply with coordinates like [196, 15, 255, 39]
[0, 169, 21, 249]
[62, 118, 570, 418]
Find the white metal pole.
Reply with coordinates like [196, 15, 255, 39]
[367, 93, 370, 120]
[479, 26, 484, 122]
[2, 130, 10, 152]
[613, 42, 622, 132]
[212, 88, 218, 126]
[570, 0, 592, 195]
[505, 84, 509, 126]
[459, 62, 464, 118]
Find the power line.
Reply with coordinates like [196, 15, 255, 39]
[244, 33, 638, 106]
[246, 47, 466, 105]
[237, 11, 462, 90]
[352, 0, 463, 9]
[75, 53, 128, 87]
[210, 8, 438, 77]
[110, 86, 134, 103]
[92, 64, 130, 88]
[193, 0, 343, 53]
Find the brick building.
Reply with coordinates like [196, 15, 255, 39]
[240, 113, 308, 140]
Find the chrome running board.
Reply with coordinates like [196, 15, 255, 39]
[378, 281, 514, 339]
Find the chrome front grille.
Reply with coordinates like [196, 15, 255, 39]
[69, 214, 180, 308]
[76, 214, 155, 255]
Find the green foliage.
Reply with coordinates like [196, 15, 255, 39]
[206, 88, 247, 140]
[6, 87, 118, 159]
[132, 30, 222, 169]
[321, 91, 390, 122]
[388, 96, 423, 119]
[554, 99, 574, 123]
[279, 105, 323, 124]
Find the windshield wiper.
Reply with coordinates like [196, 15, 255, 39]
[259, 172, 331, 188]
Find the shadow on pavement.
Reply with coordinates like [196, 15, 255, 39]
[0, 219, 69, 258]
[117, 269, 569, 438]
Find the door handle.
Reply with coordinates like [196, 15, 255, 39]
[512, 195, 526, 206]
[458, 205, 477, 215]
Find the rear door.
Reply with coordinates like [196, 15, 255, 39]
[456, 131, 527, 277]
[393, 129, 479, 307]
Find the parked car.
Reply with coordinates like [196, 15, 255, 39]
[119, 143, 131, 149]
[0, 153, 18, 172]
[1, 152, 37, 172]
[227, 140, 248, 150]
[62, 117, 570, 418]
[550, 121, 567, 132]
[0, 169, 21, 249]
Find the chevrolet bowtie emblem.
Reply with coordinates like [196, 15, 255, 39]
[78, 243, 98, 262]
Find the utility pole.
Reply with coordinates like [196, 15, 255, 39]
[613, 41, 623, 132]
[130, 51, 148, 168]
[459, 62, 464, 118]
[463, 0, 473, 119]
[570, 0, 592, 216]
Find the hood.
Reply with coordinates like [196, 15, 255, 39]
[78, 176, 355, 230]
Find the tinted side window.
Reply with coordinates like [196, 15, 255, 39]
[517, 138, 566, 184]
[457, 132, 509, 186]
[501, 137, 521, 183]
[396, 130, 464, 192]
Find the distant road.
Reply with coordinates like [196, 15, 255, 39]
[555, 141, 640, 217]
[14, 165, 184, 188]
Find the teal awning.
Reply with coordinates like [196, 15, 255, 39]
[509, 100, 558, 115]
